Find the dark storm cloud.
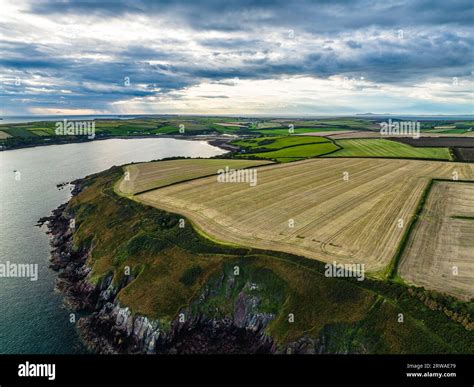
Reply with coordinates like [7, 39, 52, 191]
[29, 0, 474, 31]
[1, 0, 472, 113]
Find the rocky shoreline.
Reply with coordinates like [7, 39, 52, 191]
[40, 179, 324, 354]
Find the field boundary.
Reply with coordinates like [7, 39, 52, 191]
[387, 178, 474, 280]
[235, 139, 333, 154]
[234, 138, 343, 162]
[121, 160, 274, 196]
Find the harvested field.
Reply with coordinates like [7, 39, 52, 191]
[118, 159, 271, 195]
[131, 158, 474, 274]
[0, 130, 12, 139]
[399, 181, 474, 300]
[215, 122, 249, 128]
[326, 139, 451, 160]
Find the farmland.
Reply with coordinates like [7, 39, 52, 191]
[327, 139, 452, 160]
[231, 136, 331, 151]
[228, 137, 454, 163]
[2, 116, 473, 152]
[0, 130, 11, 139]
[391, 137, 474, 148]
[231, 136, 339, 162]
[70, 166, 474, 353]
[237, 142, 339, 162]
[453, 148, 474, 162]
[119, 159, 271, 195]
[250, 127, 348, 136]
[389, 137, 474, 162]
[128, 158, 474, 274]
[398, 181, 474, 300]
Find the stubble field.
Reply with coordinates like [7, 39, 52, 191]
[399, 181, 474, 299]
[127, 158, 474, 275]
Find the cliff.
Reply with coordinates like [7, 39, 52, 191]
[39, 166, 474, 355]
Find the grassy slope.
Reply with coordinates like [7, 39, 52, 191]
[327, 139, 452, 160]
[66, 166, 474, 353]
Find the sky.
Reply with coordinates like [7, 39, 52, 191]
[0, 0, 473, 116]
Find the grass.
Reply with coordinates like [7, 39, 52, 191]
[119, 159, 272, 195]
[250, 127, 337, 136]
[327, 139, 452, 160]
[231, 136, 339, 162]
[67, 165, 474, 353]
[237, 142, 339, 162]
[231, 135, 330, 151]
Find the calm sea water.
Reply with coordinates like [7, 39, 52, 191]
[0, 138, 225, 354]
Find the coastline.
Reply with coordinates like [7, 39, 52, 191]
[39, 178, 307, 354]
[0, 134, 238, 153]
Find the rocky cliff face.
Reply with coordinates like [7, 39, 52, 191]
[41, 180, 327, 354]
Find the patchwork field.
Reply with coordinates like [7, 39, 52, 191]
[231, 136, 331, 150]
[326, 131, 382, 139]
[399, 181, 474, 299]
[118, 159, 271, 195]
[237, 142, 339, 162]
[327, 139, 452, 160]
[250, 127, 334, 136]
[232, 136, 339, 162]
[453, 148, 474, 162]
[127, 158, 474, 274]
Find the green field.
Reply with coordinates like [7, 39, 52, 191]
[327, 139, 452, 160]
[231, 135, 330, 150]
[1, 117, 473, 153]
[231, 136, 339, 162]
[238, 142, 339, 162]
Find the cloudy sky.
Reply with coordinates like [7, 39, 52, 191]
[0, 0, 472, 116]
